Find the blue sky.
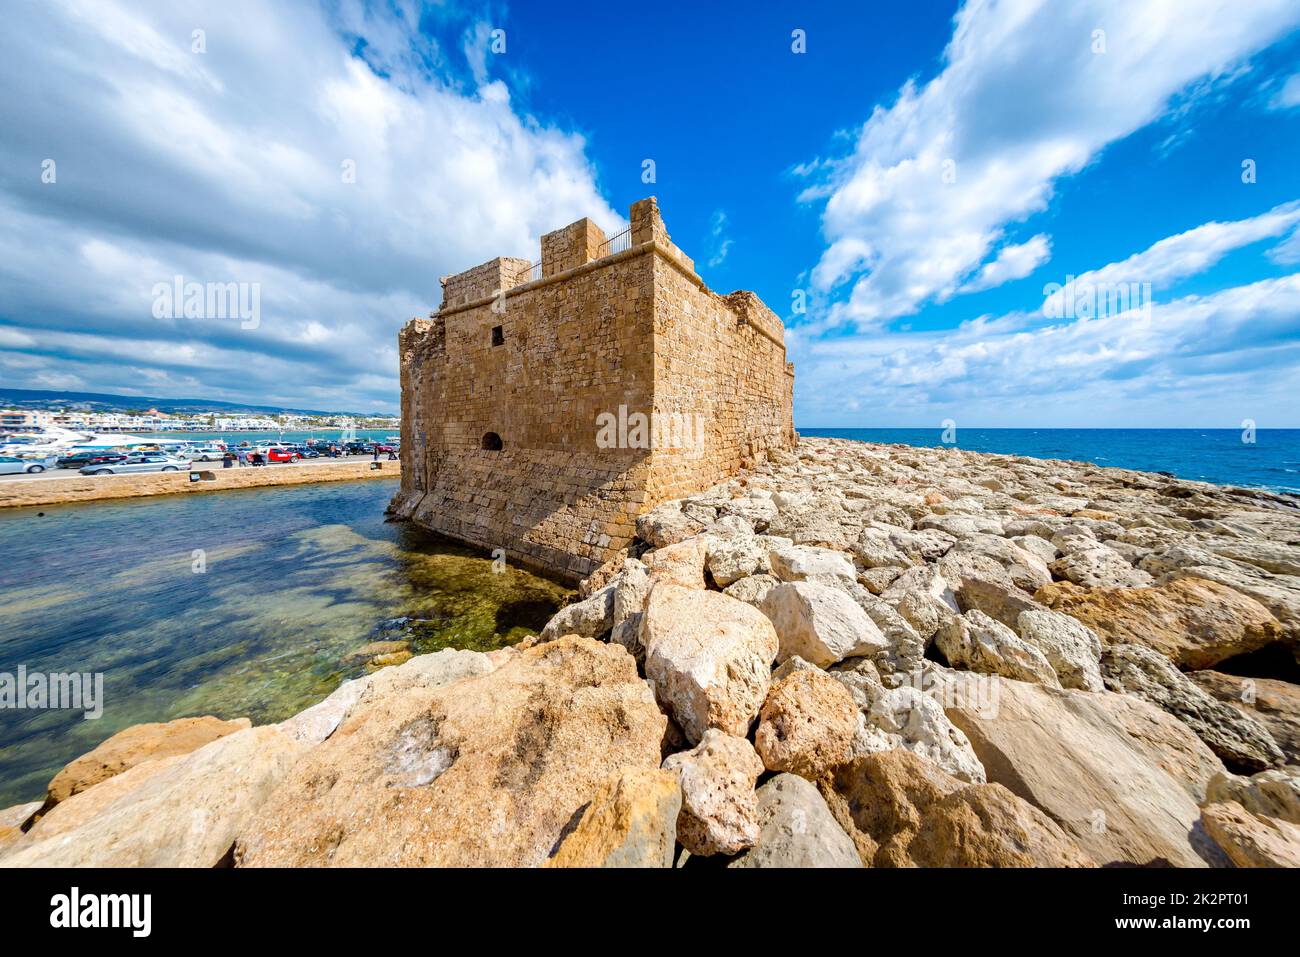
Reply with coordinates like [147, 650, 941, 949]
[1, 0, 1299, 425]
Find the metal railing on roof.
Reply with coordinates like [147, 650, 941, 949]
[507, 226, 634, 287]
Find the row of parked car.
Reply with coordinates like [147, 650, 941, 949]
[0, 441, 400, 477]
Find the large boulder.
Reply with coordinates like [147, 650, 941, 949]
[0, 802, 40, 854]
[636, 502, 705, 548]
[1050, 546, 1153, 588]
[540, 584, 615, 641]
[943, 673, 1226, 867]
[1205, 768, 1300, 825]
[1014, 609, 1103, 691]
[43, 715, 250, 809]
[706, 535, 772, 586]
[1034, 577, 1283, 669]
[935, 610, 1060, 687]
[760, 580, 888, 667]
[1100, 643, 1284, 772]
[754, 669, 857, 779]
[946, 534, 1051, 591]
[236, 637, 666, 867]
[1198, 801, 1300, 868]
[6, 727, 308, 867]
[662, 730, 763, 857]
[1189, 671, 1300, 765]
[643, 537, 709, 589]
[817, 749, 1090, 867]
[728, 774, 861, 868]
[881, 564, 960, 641]
[832, 666, 986, 784]
[545, 768, 681, 868]
[767, 541, 857, 583]
[641, 583, 779, 744]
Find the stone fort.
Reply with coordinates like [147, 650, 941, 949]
[391, 197, 795, 581]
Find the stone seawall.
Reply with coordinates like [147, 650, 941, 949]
[0, 460, 400, 509]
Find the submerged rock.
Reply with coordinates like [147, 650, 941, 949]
[43, 715, 251, 810]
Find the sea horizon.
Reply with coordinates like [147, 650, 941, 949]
[799, 427, 1300, 495]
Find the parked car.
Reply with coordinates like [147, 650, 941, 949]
[189, 446, 228, 461]
[342, 442, 372, 455]
[259, 446, 302, 463]
[56, 450, 128, 469]
[0, 455, 54, 475]
[80, 454, 192, 475]
[287, 445, 320, 458]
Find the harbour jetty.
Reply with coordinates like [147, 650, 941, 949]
[3, 437, 1298, 867]
[0, 458, 399, 509]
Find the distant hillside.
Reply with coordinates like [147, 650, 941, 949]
[0, 388, 391, 419]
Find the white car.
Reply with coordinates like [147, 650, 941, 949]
[0, 455, 53, 474]
[80, 454, 192, 475]
[189, 446, 228, 461]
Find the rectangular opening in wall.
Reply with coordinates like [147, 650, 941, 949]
[491, 325, 504, 346]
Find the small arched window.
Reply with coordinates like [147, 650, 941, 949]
[481, 432, 503, 451]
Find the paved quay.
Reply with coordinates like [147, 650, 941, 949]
[0, 457, 400, 508]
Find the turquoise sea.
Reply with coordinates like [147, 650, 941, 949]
[0, 480, 568, 806]
[799, 428, 1300, 495]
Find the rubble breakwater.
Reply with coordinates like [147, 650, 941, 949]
[4, 437, 1298, 868]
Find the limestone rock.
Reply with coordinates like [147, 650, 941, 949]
[728, 774, 861, 868]
[7, 727, 308, 867]
[767, 540, 856, 582]
[545, 768, 681, 868]
[1190, 671, 1300, 764]
[1100, 642, 1284, 772]
[1198, 801, 1300, 868]
[935, 610, 1060, 687]
[0, 801, 40, 853]
[946, 534, 1051, 591]
[817, 748, 1087, 867]
[852, 523, 954, 569]
[706, 534, 771, 586]
[955, 574, 1044, 628]
[636, 502, 706, 549]
[1050, 546, 1154, 588]
[662, 730, 763, 857]
[906, 784, 1095, 868]
[944, 673, 1226, 867]
[641, 582, 779, 744]
[236, 637, 666, 867]
[1015, 609, 1104, 691]
[1034, 577, 1282, 669]
[722, 573, 780, 607]
[1205, 767, 1300, 825]
[644, 536, 708, 589]
[760, 580, 889, 667]
[348, 647, 495, 717]
[610, 559, 652, 662]
[540, 583, 615, 641]
[831, 669, 986, 783]
[881, 564, 961, 640]
[754, 669, 857, 779]
[44, 714, 251, 808]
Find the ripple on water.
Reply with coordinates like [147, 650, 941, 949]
[0, 480, 571, 806]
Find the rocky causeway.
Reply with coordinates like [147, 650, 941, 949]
[4, 436, 1299, 868]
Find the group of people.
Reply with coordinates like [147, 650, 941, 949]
[217, 444, 397, 468]
[221, 450, 264, 468]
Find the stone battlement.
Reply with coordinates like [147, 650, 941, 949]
[393, 197, 795, 581]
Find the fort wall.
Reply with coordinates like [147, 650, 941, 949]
[393, 198, 795, 581]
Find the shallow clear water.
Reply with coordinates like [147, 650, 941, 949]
[800, 428, 1300, 494]
[0, 480, 569, 806]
